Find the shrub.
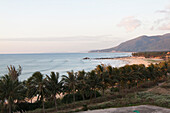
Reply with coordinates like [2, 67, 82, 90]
[61, 91, 101, 104]
[82, 104, 88, 111]
[139, 81, 157, 88]
[14, 101, 41, 112]
[110, 87, 119, 92]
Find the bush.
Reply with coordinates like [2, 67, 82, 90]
[44, 101, 55, 109]
[0, 104, 8, 113]
[61, 92, 82, 104]
[14, 101, 41, 112]
[44, 98, 61, 109]
[82, 104, 88, 111]
[139, 81, 157, 88]
[110, 87, 119, 92]
[61, 91, 101, 104]
[136, 92, 170, 108]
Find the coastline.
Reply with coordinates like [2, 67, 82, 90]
[115, 56, 164, 66]
[28, 56, 164, 103]
[85, 56, 164, 67]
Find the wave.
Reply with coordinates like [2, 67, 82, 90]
[38, 59, 69, 72]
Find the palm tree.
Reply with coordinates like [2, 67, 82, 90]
[112, 67, 121, 90]
[0, 65, 25, 113]
[147, 63, 164, 82]
[86, 70, 99, 99]
[147, 63, 157, 81]
[106, 65, 118, 88]
[62, 70, 77, 103]
[159, 62, 168, 78]
[77, 70, 87, 100]
[46, 72, 63, 112]
[95, 64, 109, 96]
[7, 65, 22, 81]
[0, 75, 25, 113]
[27, 72, 48, 113]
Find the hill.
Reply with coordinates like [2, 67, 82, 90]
[90, 33, 170, 52]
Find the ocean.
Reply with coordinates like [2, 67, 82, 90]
[0, 53, 131, 81]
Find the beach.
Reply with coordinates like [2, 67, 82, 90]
[114, 56, 164, 67]
[91, 56, 164, 67]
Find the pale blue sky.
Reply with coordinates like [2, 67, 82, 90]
[0, 0, 170, 53]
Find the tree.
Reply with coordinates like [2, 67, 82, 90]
[46, 72, 63, 112]
[27, 72, 48, 113]
[95, 65, 109, 96]
[62, 70, 77, 103]
[7, 65, 22, 81]
[159, 62, 168, 78]
[111, 67, 121, 90]
[106, 65, 117, 88]
[147, 64, 157, 81]
[77, 70, 87, 100]
[86, 70, 99, 99]
[0, 65, 25, 113]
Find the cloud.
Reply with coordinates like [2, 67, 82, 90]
[158, 23, 170, 30]
[150, 17, 170, 30]
[156, 10, 170, 14]
[166, 4, 170, 10]
[117, 16, 141, 32]
[153, 4, 170, 30]
[0, 35, 114, 43]
[156, 4, 170, 14]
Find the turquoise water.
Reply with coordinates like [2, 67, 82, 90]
[0, 53, 131, 81]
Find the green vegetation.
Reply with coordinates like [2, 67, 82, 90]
[85, 92, 170, 111]
[0, 60, 170, 113]
[132, 51, 169, 58]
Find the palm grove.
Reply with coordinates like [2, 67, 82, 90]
[0, 60, 170, 113]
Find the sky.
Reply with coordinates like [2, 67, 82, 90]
[0, 0, 170, 54]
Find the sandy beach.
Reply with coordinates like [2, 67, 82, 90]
[115, 56, 164, 67]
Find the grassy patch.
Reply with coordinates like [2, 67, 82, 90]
[84, 92, 170, 111]
[160, 83, 170, 89]
[27, 80, 170, 113]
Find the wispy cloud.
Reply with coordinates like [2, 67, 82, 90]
[159, 23, 170, 30]
[156, 10, 170, 14]
[117, 16, 141, 32]
[166, 4, 170, 10]
[153, 4, 170, 30]
[0, 35, 113, 43]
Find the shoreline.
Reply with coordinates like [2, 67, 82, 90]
[84, 56, 164, 67]
[115, 56, 164, 66]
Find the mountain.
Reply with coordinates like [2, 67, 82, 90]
[89, 33, 170, 52]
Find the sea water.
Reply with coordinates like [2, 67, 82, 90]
[0, 53, 131, 81]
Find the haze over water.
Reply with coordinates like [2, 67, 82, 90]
[0, 53, 131, 81]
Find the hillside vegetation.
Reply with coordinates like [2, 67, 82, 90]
[132, 51, 169, 59]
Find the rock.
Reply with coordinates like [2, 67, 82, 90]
[83, 57, 90, 60]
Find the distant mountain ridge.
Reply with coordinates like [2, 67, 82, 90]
[89, 33, 170, 52]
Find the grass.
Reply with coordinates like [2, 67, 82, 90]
[80, 92, 170, 112]
[160, 82, 170, 89]
[27, 79, 170, 113]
